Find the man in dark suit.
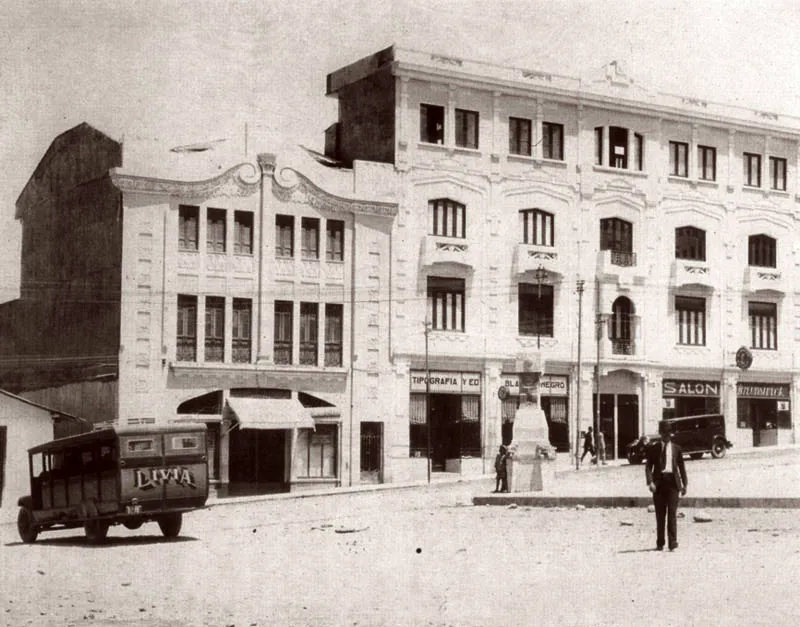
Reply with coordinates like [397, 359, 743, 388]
[645, 422, 688, 551]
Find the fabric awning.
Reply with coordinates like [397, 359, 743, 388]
[226, 397, 315, 430]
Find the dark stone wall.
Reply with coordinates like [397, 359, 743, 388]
[336, 67, 395, 166]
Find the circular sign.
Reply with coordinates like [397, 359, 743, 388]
[497, 386, 509, 401]
[735, 346, 753, 370]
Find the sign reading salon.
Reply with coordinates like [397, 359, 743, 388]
[410, 371, 482, 394]
[662, 379, 720, 397]
[501, 374, 568, 397]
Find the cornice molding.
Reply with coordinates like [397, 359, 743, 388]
[110, 162, 260, 200]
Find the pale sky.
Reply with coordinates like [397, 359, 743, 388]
[3, 0, 800, 302]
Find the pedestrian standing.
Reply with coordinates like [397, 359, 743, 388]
[645, 423, 688, 551]
[596, 430, 607, 465]
[580, 427, 595, 464]
[493, 445, 508, 493]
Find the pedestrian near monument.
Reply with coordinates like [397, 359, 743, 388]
[494, 445, 508, 493]
[580, 427, 595, 464]
[645, 423, 688, 551]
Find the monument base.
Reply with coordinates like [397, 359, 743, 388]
[507, 455, 557, 493]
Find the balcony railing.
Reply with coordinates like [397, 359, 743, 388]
[299, 343, 318, 366]
[232, 341, 251, 364]
[324, 343, 343, 367]
[204, 339, 224, 362]
[176, 338, 196, 362]
[610, 250, 636, 267]
[611, 339, 635, 355]
[274, 341, 292, 365]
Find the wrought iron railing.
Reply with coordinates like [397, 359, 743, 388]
[204, 339, 224, 362]
[611, 339, 635, 355]
[176, 338, 196, 362]
[610, 250, 636, 267]
[232, 341, 251, 364]
[324, 343, 343, 367]
[274, 341, 292, 365]
[299, 343, 318, 366]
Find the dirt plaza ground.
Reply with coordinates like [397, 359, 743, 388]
[2, 449, 800, 627]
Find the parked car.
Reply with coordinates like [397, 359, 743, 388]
[626, 413, 733, 465]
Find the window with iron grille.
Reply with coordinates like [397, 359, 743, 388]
[205, 296, 224, 362]
[675, 296, 706, 346]
[520, 209, 554, 247]
[176, 295, 197, 361]
[300, 302, 318, 365]
[509, 117, 532, 156]
[178, 205, 199, 251]
[610, 297, 635, 354]
[542, 122, 564, 160]
[326, 220, 344, 261]
[698, 145, 716, 181]
[748, 234, 776, 268]
[232, 298, 251, 363]
[429, 199, 466, 238]
[519, 283, 554, 337]
[324, 303, 343, 367]
[427, 277, 465, 332]
[749, 301, 777, 350]
[770, 156, 787, 191]
[455, 108, 479, 149]
[234, 211, 253, 255]
[675, 226, 706, 261]
[744, 153, 761, 187]
[669, 141, 688, 177]
[301, 218, 320, 260]
[420, 104, 445, 144]
[600, 218, 633, 266]
[275, 215, 294, 258]
[274, 301, 293, 364]
[206, 208, 226, 253]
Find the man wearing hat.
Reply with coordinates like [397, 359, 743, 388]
[645, 421, 688, 551]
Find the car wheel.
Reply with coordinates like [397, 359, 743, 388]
[689, 453, 704, 460]
[711, 439, 727, 459]
[17, 507, 38, 543]
[84, 519, 110, 544]
[158, 513, 183, 538]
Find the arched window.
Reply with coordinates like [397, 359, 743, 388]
[748, 234, 776, 268]
[429, 198, 466, 238]
[675, 226, 706, 261]
[610, 297, 635, 355]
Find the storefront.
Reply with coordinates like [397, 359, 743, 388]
[409, 371, 481, 473]
[662, 378, 721, 420]
[736, 382, 791, 447]
[500, 374, 569, 451]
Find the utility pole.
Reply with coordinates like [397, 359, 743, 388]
[595, 283, 603, 464]
[425, 319, 431, 485]
[575, 280, 585, 470]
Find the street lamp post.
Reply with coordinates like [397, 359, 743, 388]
[575, 280, 585, 470]
[535, 265, 547, 350]
[424, 319, 431, 485]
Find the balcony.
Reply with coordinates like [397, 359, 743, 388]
[672, 259, 718, 290]
[611, 339, 635, 355]
[513, 243, 564, 276]
[745, 266, 786, 294]
[421, 236, 479, 269]
[596, 249, 646, 287]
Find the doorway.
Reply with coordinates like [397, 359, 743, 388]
[429, 394, 461, 471]
[228, 428, 287, 493]
[360, 422, 382, 483]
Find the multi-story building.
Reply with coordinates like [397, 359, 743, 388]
[325, 46, 800, 481]
[0, 123, 397, 492]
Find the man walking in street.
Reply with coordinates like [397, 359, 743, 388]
[645, 422, 688, 551]
[580, 427, 595, 464]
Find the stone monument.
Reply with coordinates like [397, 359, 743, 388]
[507, 354, 557, 492]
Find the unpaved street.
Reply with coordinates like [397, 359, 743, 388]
[2, 477, 800, 627]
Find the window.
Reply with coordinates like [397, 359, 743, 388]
[429, 199, 466, 238]
[326, 220, 344, 261]
[744, 153, 761, 187]
[609, 126, 628, 168]
[294, 424, 337, 478]
[519, 283, 554, 337]
[205, 296, 224, 362]
[749, 301, 777, 350]
[178, 205, 199, 251]
[698, 145, 716, 181]
[594, 127, 604, 165]
[509, 117, 532, 156]
[232, 298, 252, 363]
[206, 208, 226, 253]
[300, 302, 318, 365]
[542, 122, 564, 160]
[177, 295, 197, 361]
[748, 234, 776, 268]
[324, 303, 343, 367]
[634, 133, 644, 171]
[769, 157, 787, 191]
[520, 209, 554, 247]
[455, 108, 479, 149]
[409, 394, 428, 457]
[274, 301, 293, 364]
[600, 218, 634, 265]
[420, 104, 444, 144]
[610, 297, 635, 355]
[669, 141, 688, 177]
[275, 215, 294, 258]
[427, 277, 465, 332]
[234, 211, 253, 255]
[675, 296, 706, 346]
[675, 227, 706, 261]
[301, 218, 320, 260]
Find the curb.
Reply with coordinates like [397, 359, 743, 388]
[472, 495, 800, 509]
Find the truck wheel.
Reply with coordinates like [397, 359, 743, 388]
[17, 507, 38, 543]
[711, 439, 727, 459]
[123, 519, 144, 530]
[158, 513, 183, 538]
[84, 519, 110, 544]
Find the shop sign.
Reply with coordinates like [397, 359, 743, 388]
[662, 379, 720, 397]
[410, 371, 481, 394]
[736, 383, 789, 399]
[501, 374, 568, 397]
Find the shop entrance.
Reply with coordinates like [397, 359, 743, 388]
[739, 398, 778, 447]
[593, 393, 639, 460]
[429, 394, 461, 471]
[228, 428, 288, 493]
[360, 422, 383, 483]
